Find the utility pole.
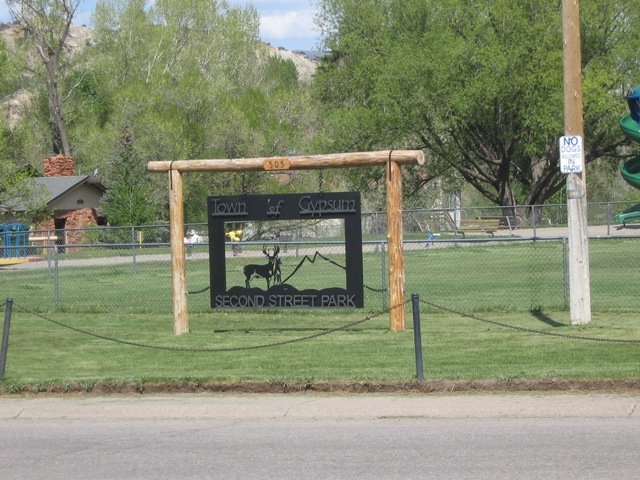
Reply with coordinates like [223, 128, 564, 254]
[562, 0, 591, 325]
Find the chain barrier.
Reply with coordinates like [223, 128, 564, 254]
[188, 286, 210, 295]
[11, 300, 409, 353]
[364, 284, 389, 293]
[420, 298, 640, 344]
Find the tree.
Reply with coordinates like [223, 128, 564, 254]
[90, 0, 316, 222]
[100, 128, 158, 226]
[0, 33, 18, 98]
[0, 117, 49, 218]
[0, 34, 44, 219]
[6, 0, 81, 156]
[90, 0, 262, 165]
[314, 0, 640, 217]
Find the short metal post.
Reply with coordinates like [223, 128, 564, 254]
[0, 298, 14, 380]
[411, 293, 424, 380]
[380, 241, 387, 309]
[531, 205, 536, 237]
[132, 227, 137, 274]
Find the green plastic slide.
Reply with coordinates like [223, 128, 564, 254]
[616, 92, 640, 224]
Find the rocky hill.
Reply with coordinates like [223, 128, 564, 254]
[1, 22, 94, 55]
[265, 44, 317, 83]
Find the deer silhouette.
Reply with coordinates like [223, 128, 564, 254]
[244, 245, 281, 289]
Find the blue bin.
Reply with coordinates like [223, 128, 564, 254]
[2, 223, 30, 258]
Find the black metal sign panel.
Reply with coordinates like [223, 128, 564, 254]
[208, 192, 363, 309]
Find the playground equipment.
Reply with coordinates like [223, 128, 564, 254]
[616, 87, 640, 225]
[0, 223, 30, 259]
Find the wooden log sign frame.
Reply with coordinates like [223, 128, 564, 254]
[147, 150, 425, 335]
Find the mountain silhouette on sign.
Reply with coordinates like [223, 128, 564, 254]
[280, 251, 346, 285]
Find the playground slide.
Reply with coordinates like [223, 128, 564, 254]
[616, 88, 640, 225]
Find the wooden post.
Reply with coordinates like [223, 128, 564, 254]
[386, 159, 405, 332]
[562, 0, 591, 325]
[169, 168, 189, 335]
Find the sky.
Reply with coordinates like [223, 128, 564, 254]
[0, 0, 321, 51]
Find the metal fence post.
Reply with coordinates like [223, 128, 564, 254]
[132, 227, 137, 274]
[411, 293, 424, 380]
[0, 298, 13, 380]
[47, 233, 53, 279]
[54, 245, 60, 310]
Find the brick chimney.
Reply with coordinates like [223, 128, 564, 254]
[43, 154, 76, 177]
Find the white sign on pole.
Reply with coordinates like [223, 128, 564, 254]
[559, 135, 583, 174]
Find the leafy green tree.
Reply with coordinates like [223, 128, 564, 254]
[6, 0, 83, 156]
[0, 117, 49, 219]
[90, 0, 316, 223]
[0, 121, 22, 210]
[0, 34, 45, 219]
[0, 34, 19, 98]
[100, 128, 158, 226]
[90, 0, 262, 161]
[0, 35, 18, 156]
[314, 0, 640, 216]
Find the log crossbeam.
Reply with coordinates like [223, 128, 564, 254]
[148, 150, 424, 172]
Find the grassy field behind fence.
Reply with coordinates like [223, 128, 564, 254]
[3, 237, 639, 314]
[2, 238, 640, 386]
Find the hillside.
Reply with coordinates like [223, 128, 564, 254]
[1, 23, 317, 128]
[265, 44, 318, 83]
[0, 22, 94, 57]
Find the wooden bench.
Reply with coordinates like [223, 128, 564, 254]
[477, 215, 515, 235]
[29, 235, 58, 246]
[456, 219, 501, 238]
[28, 235, 59, 255]
[477, 215, 514, 227]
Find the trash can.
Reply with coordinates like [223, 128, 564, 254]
[3, 223, 30, 258]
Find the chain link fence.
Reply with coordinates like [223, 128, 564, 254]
[2, 202, 640, 315]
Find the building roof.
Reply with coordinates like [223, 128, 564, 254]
[35, 175, 106, 204]
[1, 175, 106, 213]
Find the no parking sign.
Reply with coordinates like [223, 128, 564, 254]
[559, 135, 583, 174]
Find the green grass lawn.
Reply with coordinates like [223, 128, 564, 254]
[2, 237, 640, 389]
[2, 304, 640, 389]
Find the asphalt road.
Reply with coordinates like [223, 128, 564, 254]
[2, 394, 640, 479]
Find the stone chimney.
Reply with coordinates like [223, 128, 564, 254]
[43, 154, 76, 177]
